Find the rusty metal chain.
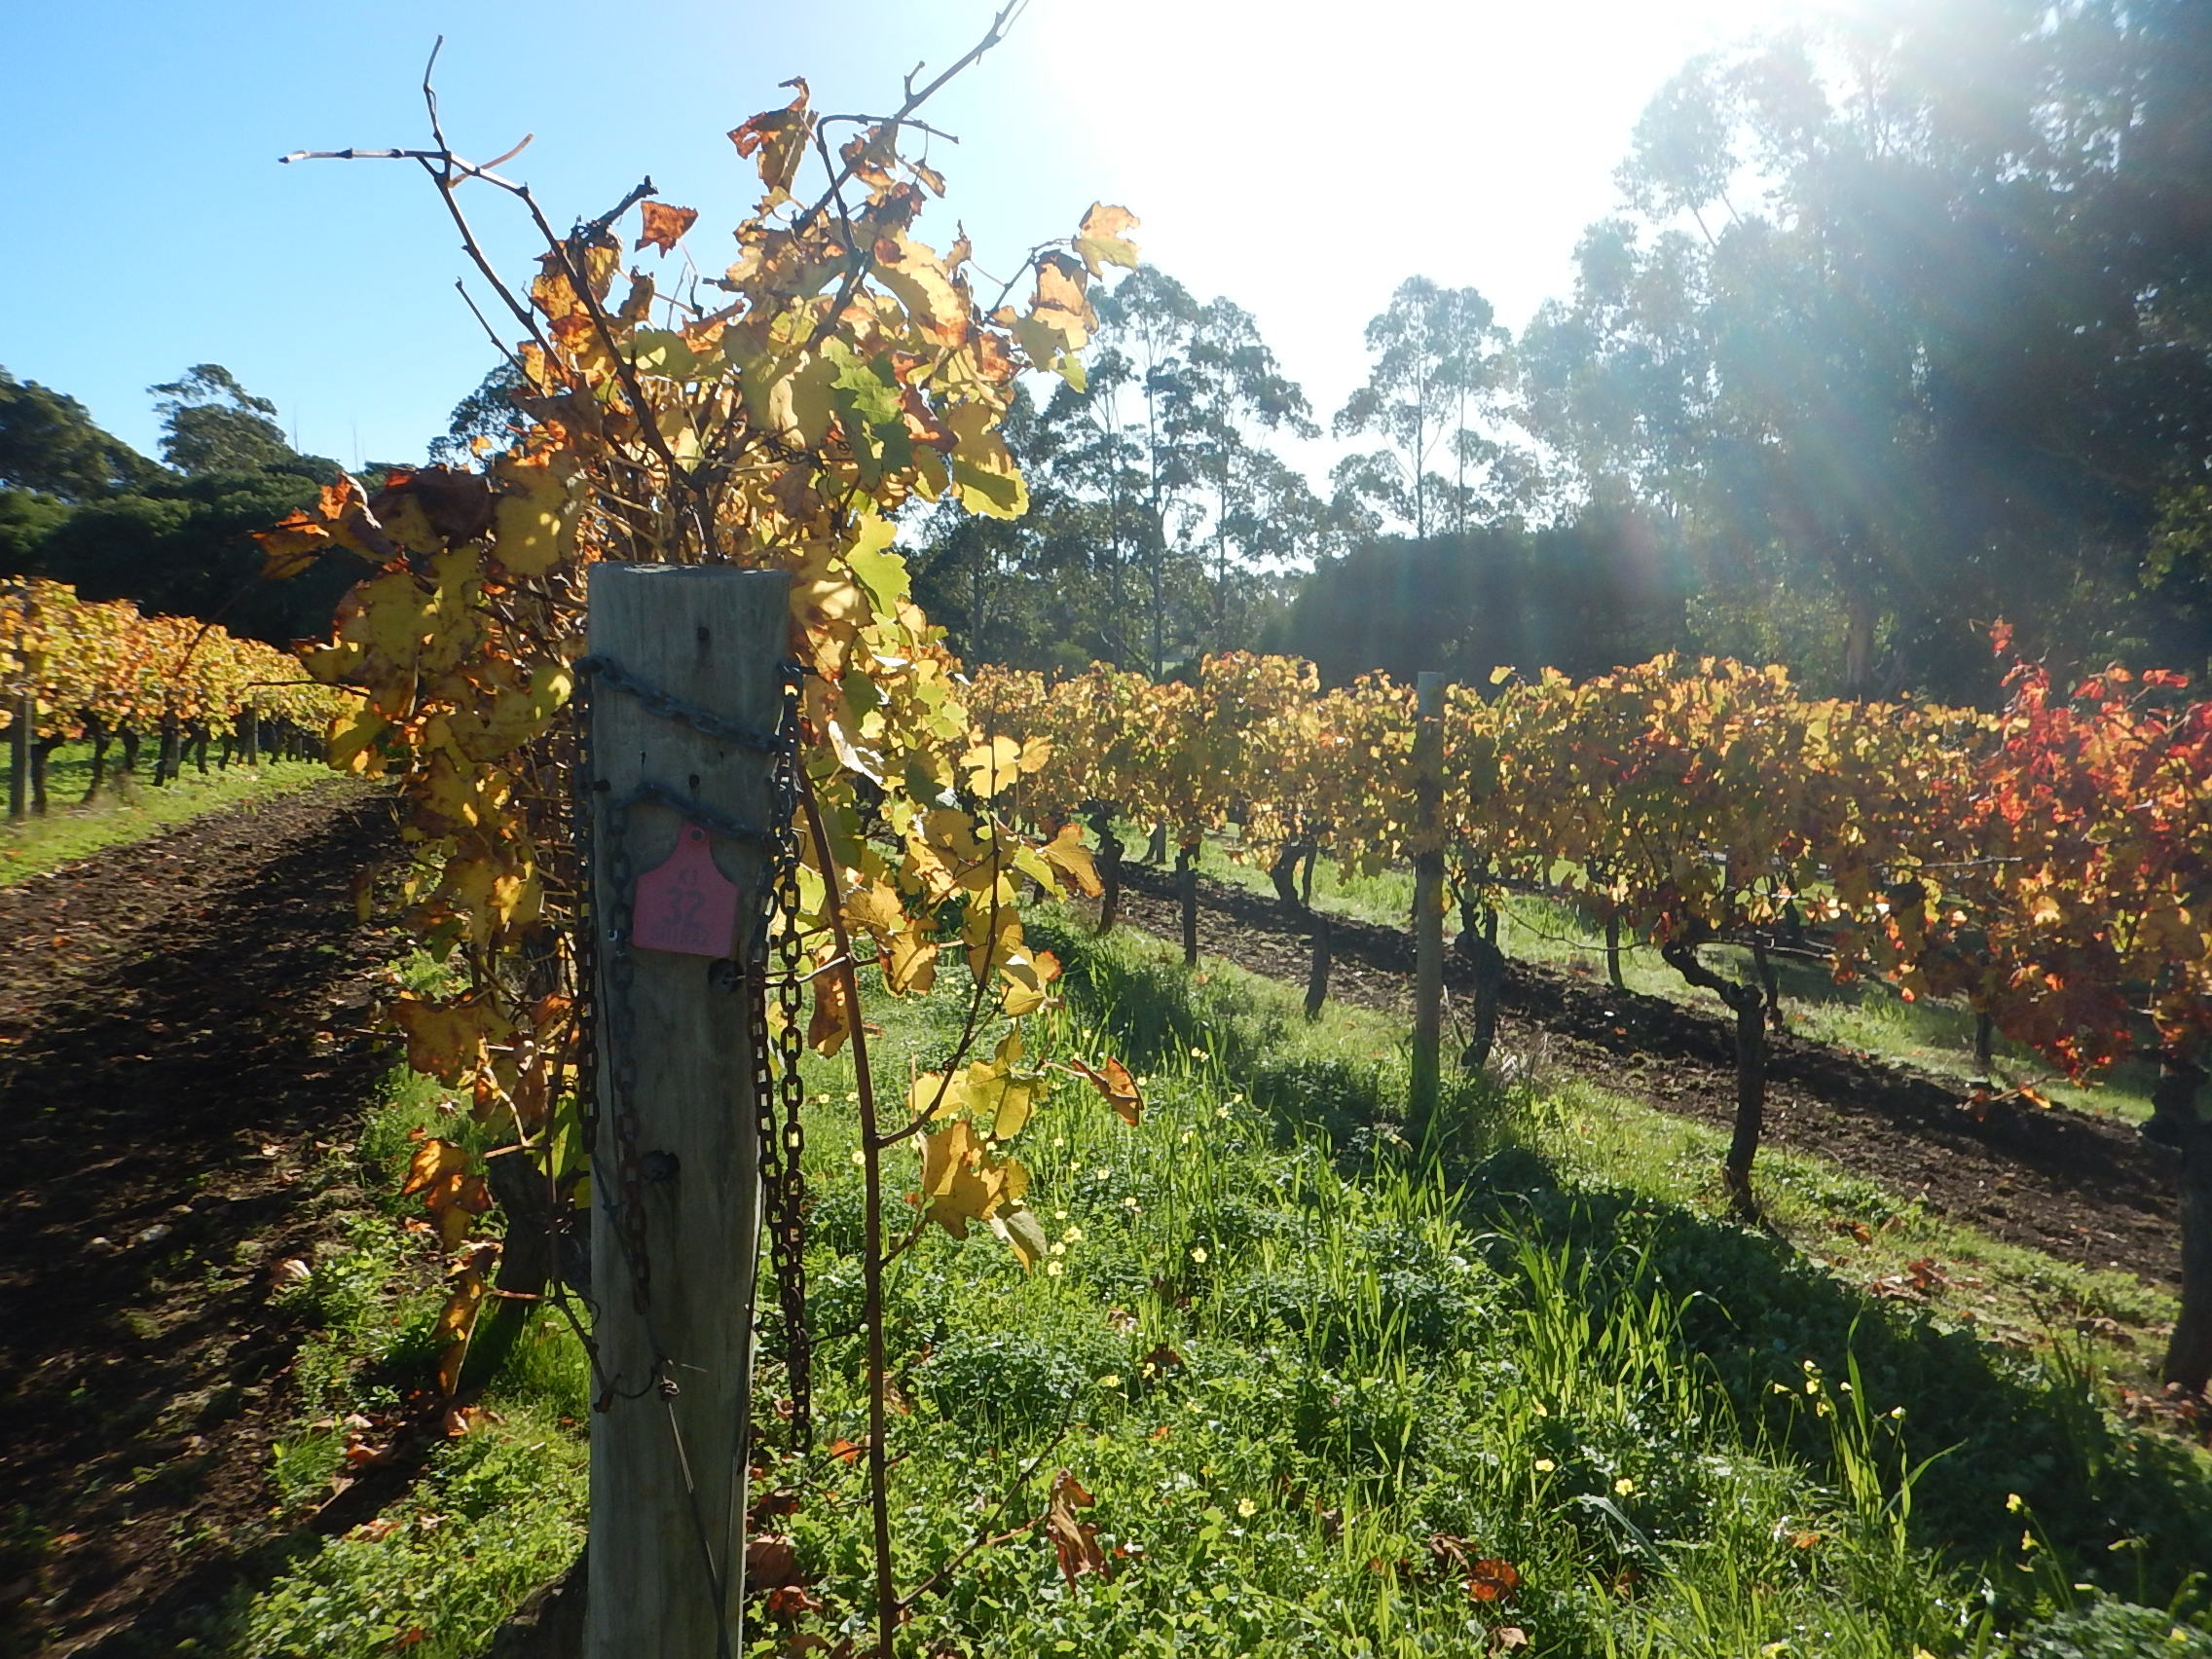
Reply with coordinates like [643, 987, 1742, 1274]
[750, 659, 813, 1449]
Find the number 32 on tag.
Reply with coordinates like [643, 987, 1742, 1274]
[632, 824, 741, 957]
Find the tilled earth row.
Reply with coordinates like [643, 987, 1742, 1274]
[0, 780, 404, 1657]
[1105, 863, 2179, 1290]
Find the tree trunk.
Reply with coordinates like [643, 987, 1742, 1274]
[1090, 811, 1124, 935]
[1176, 843, 1198, 968]
[1144, 823, 1167, 866]
[1300, 841, 1317, 907]
[241, 713, 261, 767]
[119, 728, 141, 781]
[1305, 913, 1332, 1022]
[1458, 908, 1507, 1071]
[2151, 1059, 2212, 1392]
[192, 723, 211, 775]
[1604, 913, 1626, 991]
[1662, 939, 1769, 1207]
[1973, 1011, 1995, 1084]
[154, 718, 179, 787]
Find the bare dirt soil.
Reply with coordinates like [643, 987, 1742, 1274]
[0, 780, 403, 1657]
[1107, 862, 2180, 1291]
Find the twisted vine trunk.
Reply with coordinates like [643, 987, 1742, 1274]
[83, 719, 108, 803]
[1090, 810, 1124, 935]
[1661, 939, 1769, 1205]
[1457, 909, 1507, 1071]
[1604, 913, 1626, 991]
[30, 735, 59, 815]
[1305, 913, 1332, 1021]
[1270, 837, 1311, 919]
[2148, 1058, 2212, 1392]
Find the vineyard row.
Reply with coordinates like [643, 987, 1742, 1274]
[1, 579, 349, 812]
[966, 648, 2212, 1383]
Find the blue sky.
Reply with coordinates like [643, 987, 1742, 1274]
[0, 0, 1792, 477]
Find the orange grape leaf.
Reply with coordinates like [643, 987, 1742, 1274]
[1064, 1054, 1142, 1125]
[635, 202, 699, 253]
[1045, 1468, 1108, 1588]
[1467, 1558, 1521, 1603]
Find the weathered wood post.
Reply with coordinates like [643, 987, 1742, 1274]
[7, 691, 28, 823]
[583, 565, 790, 1659]
[1411, 672, 1445, 1125]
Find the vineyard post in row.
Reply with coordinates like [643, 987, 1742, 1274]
[583, 565, 790, 1659]
[1411, 672, 1445, 1124]
[8, 692, 27, 823]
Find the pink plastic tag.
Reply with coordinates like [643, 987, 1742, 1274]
[631, 824, 741, 958]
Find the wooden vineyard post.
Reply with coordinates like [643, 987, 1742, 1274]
[1411, 672, 1445, 1127]
[7, 691, 27, 823]
[583, 565, 791, 1659]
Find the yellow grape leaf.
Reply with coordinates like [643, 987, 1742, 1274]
[1489, 665, 1516, 685]
[1073, 202, 1142, 276]
[884, 926, 939, 996]
[434, 1244, 497, 1397]
[327, 707, 388, 773]
[490, 453, 576, 578]
[917, 1120, 1026, 1239]
[401, 1137, 469, 1200]
[1041, 823, 1101, 898]
[963, 735, 1021, 797]
[844, 517, 909, 618]
[871, 232, 969, 349]
[392, 994, 516, 1086]
[944, 401, 1028, 519]
[994, 1203, 1050, 1270]
[998, 948, 1061, 1017]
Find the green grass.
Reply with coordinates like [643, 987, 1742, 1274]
[1172, 828, 2161, 1123]
[757, 914, 2212, 1656]
[213, 922, 2212, 1656]
[1, 740, 331, 885]
[181, 954, 587, 1659]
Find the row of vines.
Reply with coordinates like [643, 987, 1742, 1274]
[967, 648, 2212, 1388]
[1, 578, 347, 813]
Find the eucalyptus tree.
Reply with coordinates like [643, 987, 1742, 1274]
[1040, 267, 1317, 671]
[1334, 277, 1511, 539]
[1519, 0, 2212, 697]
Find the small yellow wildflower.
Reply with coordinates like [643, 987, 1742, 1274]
[1236, 1497, 1258, 1518]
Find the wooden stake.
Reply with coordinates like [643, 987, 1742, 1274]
[8, 692, 28, 823]
[583, 565, 790, 1659]
[1411, 672, 1445, 1124]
